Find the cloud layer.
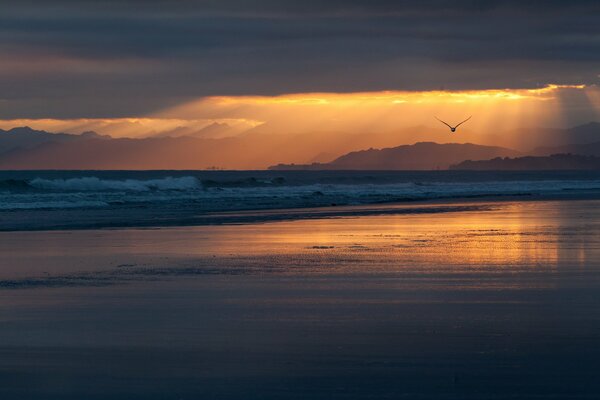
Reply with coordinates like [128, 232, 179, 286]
[0, 0, 599, 118]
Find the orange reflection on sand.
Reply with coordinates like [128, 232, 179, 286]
[198, 202, 583, 279]
[2, 200, 599, 293]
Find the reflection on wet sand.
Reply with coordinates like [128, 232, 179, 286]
[1, 200, 600, 399]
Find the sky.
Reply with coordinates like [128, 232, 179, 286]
[0, 0, 599, 142]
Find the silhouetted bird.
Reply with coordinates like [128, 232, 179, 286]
[435, 116, 472, 132]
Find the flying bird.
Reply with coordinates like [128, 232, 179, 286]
[435, 116, 472, 132]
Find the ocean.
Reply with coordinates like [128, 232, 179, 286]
[3, 171, 600, 398]
[1, 170, 600, 231]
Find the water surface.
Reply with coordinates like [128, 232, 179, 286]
[1, 200, 600, 399]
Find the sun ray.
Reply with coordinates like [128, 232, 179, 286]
[0, 84, 590, 151]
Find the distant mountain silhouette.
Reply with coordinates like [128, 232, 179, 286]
[451, 153, 600, 170]
[531, 140, 600, 157]
[2, 123, 600, 170]
[0, 127, 107, 155]
[560, 122, 600, 144]
[509, 122, 600, 149]
[269, 142, 521, 170]
[0, 127, 455, 169]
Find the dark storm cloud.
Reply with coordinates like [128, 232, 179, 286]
[0, 0, 599, 118]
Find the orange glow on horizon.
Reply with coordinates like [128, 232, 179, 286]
[154, 84, 594, 149]
[0, 84, 597, 153]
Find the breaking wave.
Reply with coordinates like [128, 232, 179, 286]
[1, 171, 600, 216]
[0, 176, 288, 192]
[28, 176, 200, 192]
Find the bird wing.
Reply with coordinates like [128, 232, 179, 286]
[454, 116, 472, 128]
[435, 116, 453, 129]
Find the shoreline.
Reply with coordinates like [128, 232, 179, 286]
[3, 190, 600, 232]
[2, 197, 600, 399]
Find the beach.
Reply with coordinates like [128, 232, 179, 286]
[4, 1, 599, 398]
[2, 198, 600, 399]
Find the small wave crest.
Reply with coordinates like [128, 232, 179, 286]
[28, 176, 200, 192]
[201, 177, 286, 188]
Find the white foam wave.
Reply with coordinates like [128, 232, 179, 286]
[29, 176, 200, 192]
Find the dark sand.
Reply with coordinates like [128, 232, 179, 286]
[1, 199, 600, 399]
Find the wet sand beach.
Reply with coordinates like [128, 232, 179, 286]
[1, 199, 600, 399]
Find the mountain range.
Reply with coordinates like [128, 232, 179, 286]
[0, 127, 108, 155]
[1, 123, 600, 170]
[498, 122, 600, 149]
[270, 142, 521, 170]
[0, 126, 446, 169]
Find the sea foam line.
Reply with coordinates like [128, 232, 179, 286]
[29, 176, 200, 192]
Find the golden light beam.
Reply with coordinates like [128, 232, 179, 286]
[0, 84, 591, 151]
